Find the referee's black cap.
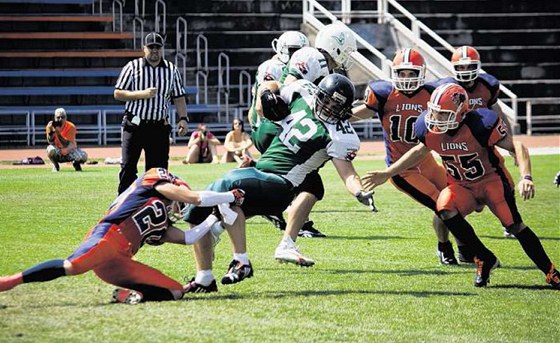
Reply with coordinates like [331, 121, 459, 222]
[145, 32, 164, 47]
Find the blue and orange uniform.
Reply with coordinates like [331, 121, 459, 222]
[414, 108, 559, 286]
[415, 108, 517, 226]
[364, 80, 444, 211]
[0, 168, 189, 301]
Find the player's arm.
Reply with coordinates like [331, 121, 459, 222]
[361, 143, 431, 191]
[496, 135, 534, 200]
[114, 88, 157, 101]
[154, 183, 245, 206]
[350, 103, 375, 122]
[332, 158, 374, 208]
[255, 81, 281, 117]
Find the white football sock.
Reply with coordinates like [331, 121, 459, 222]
[233, 253, 249, 265]
[195, 270, 214, 286]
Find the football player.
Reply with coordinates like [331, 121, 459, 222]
[0, 168, 245, 303]
[435, 45, 516, 241]
[182, 74, 372, 292]
[361, 83, 560, 289]
[352, 48, 460, 265]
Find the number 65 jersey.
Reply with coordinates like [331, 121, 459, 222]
[415, 108, 513, 187]
[256, 79, 361, 187]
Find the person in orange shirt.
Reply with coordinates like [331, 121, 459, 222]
[46, 108, 88, 172]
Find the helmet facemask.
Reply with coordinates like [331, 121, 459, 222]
[314, 88, 352, 124]
[167, 201, 186, 223]
[426, 103, 460, 134]
[392, 67, 425, 92]
[452, 60, 481, 82]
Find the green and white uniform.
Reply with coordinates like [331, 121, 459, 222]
[249, 58, 286, 154]
[256, 79, 360, 187]
[183, 79, 360, 225]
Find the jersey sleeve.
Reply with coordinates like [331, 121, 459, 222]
[326, 124, 361, 161]
[287, 47, 329, 83]
[141, 168, 174, 188]
[171, 64, 186, 98]
[415, 111, 429, 144]
[115, 60, 134, 90]
[465, 108, 505, 147]
[363, 80, 392, 114]
[478, 73, 501, 107]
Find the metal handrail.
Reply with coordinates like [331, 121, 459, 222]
[135, 0, 145, 18]
[176, 17, 187, 56]
[196, 34, 208, 73]
[112, 0, 123, 33]
[155, 0, 167, 34]
[175, 53, 187, 90]
[303, 0, 388, 80]
[196, 70, 208, 105]
[132, 17, 144, 50]
[238, 70, 252, 106]
[92, 0, 102, 15]
[218, 52, 230, 123]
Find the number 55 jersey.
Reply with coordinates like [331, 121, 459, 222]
[256, 79, 360, 187]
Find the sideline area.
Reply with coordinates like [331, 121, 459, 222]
[0, 135, 558, 168]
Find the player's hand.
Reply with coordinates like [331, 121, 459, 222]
[238, 156, 254, 168]
[355, 190, 378, 212]
[518, 178, 535, 201]
[554, 171, 560, 187]
[230, 189, 245, 206]
[177, 120, 188, 137]
[144, 87, 157, 98]
[361, 171, 390, 192]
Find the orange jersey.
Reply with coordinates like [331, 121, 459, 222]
[364, 80, 435, 166]
[416, 108, 512, 187]
[46, 120, 77, 153]
[435, 74, 500, 109]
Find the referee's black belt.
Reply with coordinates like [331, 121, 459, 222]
[140, 119, 167, 125]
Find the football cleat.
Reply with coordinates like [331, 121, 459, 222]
[298, 221, 326, 238]
[503, 229, 516, 239]
[545, 265, 560, 289]
[263, 214, 287, 231]
[111, 288, 143, 304]
[73, 161, 82, 171]
[221, 260, 254, 285]
[436, 241, 458, 265]
[275, 243, 315, 267]
[183, 278, 218, 293]
[474, 255, 500, 287]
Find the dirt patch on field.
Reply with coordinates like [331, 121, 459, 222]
[0, 135, 557, 169]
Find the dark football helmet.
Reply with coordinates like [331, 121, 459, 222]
[314, 74, 355, 124]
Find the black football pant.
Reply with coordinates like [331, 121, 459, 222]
[118, 119, 171, 194]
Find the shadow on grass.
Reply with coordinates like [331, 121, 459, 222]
[185, 289, 477, 301]
[479, 235, 560, 241]
[325, 235, 409, 241]
[490, 284, 555, 290]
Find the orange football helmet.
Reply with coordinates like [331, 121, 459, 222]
[391, 48, 426, 92]
[426, 83, 469, 134]
[451, 46, 481, 82]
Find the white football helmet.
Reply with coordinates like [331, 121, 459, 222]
[256, 59, 285, 84]
[271, 31, 309, 64]
[314, 22, 357, 70]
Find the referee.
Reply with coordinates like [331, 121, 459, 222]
[114, 32, 189, 194]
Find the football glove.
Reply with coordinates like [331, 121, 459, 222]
[260, 89, 290, 121]
[231, 189, 245, 206]
[355, 190, 378, 212]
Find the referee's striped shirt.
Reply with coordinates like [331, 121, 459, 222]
[115, 57, 186, 121]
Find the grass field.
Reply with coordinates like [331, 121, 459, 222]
[0, 156, 558, 342]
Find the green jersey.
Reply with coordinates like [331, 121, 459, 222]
[256, 80, 360, 187]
